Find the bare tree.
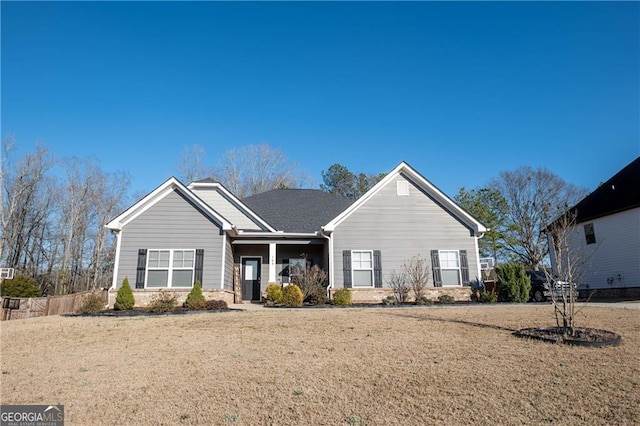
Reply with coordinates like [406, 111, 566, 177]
[213, 144, 312, 198]
[490, 167, 587, 269]
[176, 144, 212, 183]
[404, 255, 431, 301]
[387, 269, 409, 304]
[544, 210, 592, 337]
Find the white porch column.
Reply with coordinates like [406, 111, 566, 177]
[268, 242, 277, 283]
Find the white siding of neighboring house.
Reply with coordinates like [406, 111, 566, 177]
[331, 173, 480, 289]
[555, 208, 640, 290]
[190, 186, 265, 231]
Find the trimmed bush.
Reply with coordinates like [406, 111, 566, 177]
[185, 281, 206, 310]
[79, 292, 105, 314]
[0, 275, 42, 298]
[415, 296, 433, 305]
[282, 284, 303, 307]
[148, 290, 178, 313]
[266, 283, 284, 304]
[496, 263, 531, 303]
[382, 295, 397, 306]
[205, 299, 228, 310]
[333, 288, 352, 306]
[438, 294, 455, 304]
[114, 277, 135, 311]
[480, 291, 498, 303]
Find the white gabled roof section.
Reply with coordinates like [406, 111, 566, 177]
[323, 162, 488, 234]
[188, 181, 277, 232]
[106, 177, 233, 231]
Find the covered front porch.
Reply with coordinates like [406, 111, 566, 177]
[231, 237, 328, 301]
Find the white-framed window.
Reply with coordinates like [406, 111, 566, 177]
[351, 250, 374, 287]
[289, 258, 307, 285]
[439, 250, 461, 286]
[147, 249, 195, 288]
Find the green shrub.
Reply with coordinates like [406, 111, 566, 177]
[496, 263, 531, 303]
[0, 275, 42, 298]
[79, 292, 105, 314]
[185, 281, 206, 310]
[282, 284, 303, 307]
[382, 295, 397, 306]
[148, 290, 178, 313]
[415, 296, 433, 305]
[266, 283, 284, 304]
[333, 288, 352, 306]
[205, 299, 228, 310]
[480, 290, 498, 303]
[438, 294, 455, 304]
[114, 277, 135, 310]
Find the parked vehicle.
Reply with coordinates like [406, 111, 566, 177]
[526, 270, 578, 302]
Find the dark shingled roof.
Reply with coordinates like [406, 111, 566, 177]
[242, 189, 353, 233]
[568, 156, 640, 223]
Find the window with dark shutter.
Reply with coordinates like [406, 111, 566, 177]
[135, 249, 147, 289]
[342, 251, 352, 288]
[584, 223, 596, 245]
[431, 250, 442, 287]
[460, 250, 470, 286]
[373, 250, 382, 288]
[194, 249, 204, 284]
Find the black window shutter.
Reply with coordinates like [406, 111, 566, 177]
[460, 250, 470, 286]
[135, 249, 147, 289]
[431, 250, 442, 287]
[194, 249, 204, 285]
[373, 250, 382, 288]
[282, 258, 290, 284]
[342, 251, 352, 288]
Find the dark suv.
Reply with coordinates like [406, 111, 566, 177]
[526, 270, 578, 302]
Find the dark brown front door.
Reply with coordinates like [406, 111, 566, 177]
[241, 258, 261, 301]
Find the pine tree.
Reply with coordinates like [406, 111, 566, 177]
[114, 277, 135, 310]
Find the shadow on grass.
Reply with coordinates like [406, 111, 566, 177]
[383, 311, 517, 332]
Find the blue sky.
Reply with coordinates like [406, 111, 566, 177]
[2, 1, 638, 198]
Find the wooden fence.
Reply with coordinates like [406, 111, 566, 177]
[0, 289, 107, 321]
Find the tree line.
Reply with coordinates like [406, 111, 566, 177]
[1, 138, 587, 296]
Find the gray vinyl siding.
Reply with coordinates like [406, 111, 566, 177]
[116, 189, 225, 290]
[332, 174, 479, 288]
[224, 237, 234, 291]
[190, 187, 265, 231]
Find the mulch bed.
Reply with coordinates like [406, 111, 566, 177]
[67, 307, 240, 317]
[513, 326, 622, 347]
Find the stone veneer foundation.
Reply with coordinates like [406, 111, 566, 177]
[107, 289, 235, 309]
[332, 287, 472, 304]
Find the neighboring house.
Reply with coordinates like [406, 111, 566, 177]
[106, 162, 487, 305]
[547, 156, 640, 296]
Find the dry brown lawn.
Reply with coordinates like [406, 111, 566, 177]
[1, 305, 639, 425]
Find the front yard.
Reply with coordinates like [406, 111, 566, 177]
[1, 305, 638, 425]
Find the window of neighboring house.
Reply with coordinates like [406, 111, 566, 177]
[584, 223, 596, 245]
[147, 249, 195, 288]
[439, 250, 461, 286]
[352, 250, 374, 287]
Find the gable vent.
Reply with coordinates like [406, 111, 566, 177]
[397, 180, 409, 196]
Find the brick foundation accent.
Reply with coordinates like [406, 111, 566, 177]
[331, 287, 472, 304]
[108, 289, 235, 308]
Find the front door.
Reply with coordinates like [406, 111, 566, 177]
[241, 257, 261, 301]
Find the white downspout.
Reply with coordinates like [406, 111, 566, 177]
[320, 230, 334, 298]
[107, 229, 122, 308]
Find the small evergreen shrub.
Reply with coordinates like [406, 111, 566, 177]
[282, 284, 303, 307]
[205, 299, 228, 310]
[0, 275, 42, 298]
[114, 277, 135, 310]
[333, 288, 352, 306]
[148, 290, 178, 313]
[496, 263, 531, 303]
[480, 291, 498, 303]
[415, 296, 433, 305]
[438, 294, 455, 304]
[382, 295, 397, 306]
[185, 281, 206, 310]
[79, 292, 105, 314]
[266, 283, 284, 304]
